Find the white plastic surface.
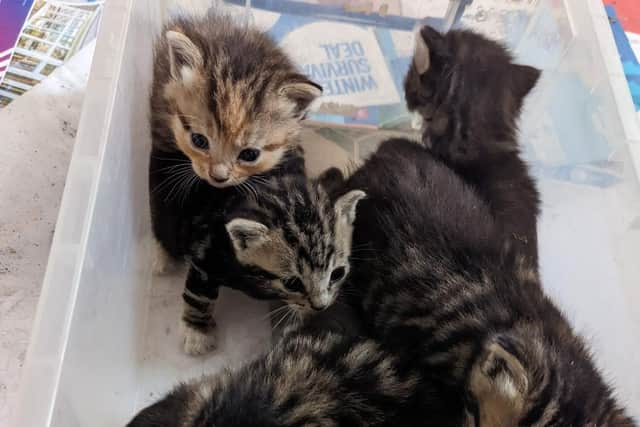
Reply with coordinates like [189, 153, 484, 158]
[12, 0, 640, 426]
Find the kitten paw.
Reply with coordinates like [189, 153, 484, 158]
[152, 239, 180, 275]
[181, 321, 217, 356]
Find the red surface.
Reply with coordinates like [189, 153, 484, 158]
[604, 0, 640, 34]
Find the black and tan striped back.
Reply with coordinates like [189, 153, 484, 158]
[342, 142, 636, 427]
[128, 302, 477, 427]
[338, 25, 635, 427]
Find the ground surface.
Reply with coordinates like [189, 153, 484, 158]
[0, 42, 94, 425]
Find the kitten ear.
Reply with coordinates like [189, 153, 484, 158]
[279, 75, 323, 116]
[335, 190, 366, 225]
[316, 167, 345, 194]
[413, 27, 431, 75]
[511, 64, 541, 101]
[469, 334, 528, 419]
[225, 218, 270, 253]
[166, 30, 204, 82]
[414, 25, 446, 75]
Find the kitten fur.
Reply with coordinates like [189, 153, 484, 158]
[404, 26, 541, 269]
[148, 13, 324, 354]
[335, 26, 635, 426]
[127, 305, 468, 427]
[342, 138, 634, 426]
[181, 158, 364, 355]
[149, 11, 321, 260]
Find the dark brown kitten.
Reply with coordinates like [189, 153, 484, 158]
[404, 25, 541, 270]
[337, 26, 635, 426]
[343, 139, 635, 427]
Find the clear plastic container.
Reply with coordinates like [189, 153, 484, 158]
[12, 1, 640, 426]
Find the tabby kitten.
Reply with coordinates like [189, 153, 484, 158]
[149, 13, 327, 354]
[127, 305, 467, 427]
[335, 26, 635, 426]
[149, 12, 321, 266]
[405, 25, 541, 269]
[181, 161, 364, 355]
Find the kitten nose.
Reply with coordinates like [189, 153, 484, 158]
[210, 165, 230, 183]
[310, 300, 328, 311]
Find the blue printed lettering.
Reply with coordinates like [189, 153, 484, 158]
[351, 41, 365, 57]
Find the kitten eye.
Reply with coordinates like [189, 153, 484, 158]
[191, 133, 209, 150]
[238, 148, 260, 162]
[329, 267, 346, 283]
[284, 277, 305, 293]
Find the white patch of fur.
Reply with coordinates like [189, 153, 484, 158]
[308, 275, 334, 309]
[496, 375, 519, 400]
[181, 319, 217, 356]
[180, 66, 196, 85]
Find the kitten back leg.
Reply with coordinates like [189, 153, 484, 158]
[181, 264, 219, 356]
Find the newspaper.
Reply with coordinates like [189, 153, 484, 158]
[0, 0, 101, 108]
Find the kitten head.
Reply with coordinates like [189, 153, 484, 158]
[404, 26, 540, 163]
[152, 14, 321, 188]
[225, 178, 365, 313]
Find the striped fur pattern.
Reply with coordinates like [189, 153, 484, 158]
[330, 26, 635, 426]
[149, 11, 321, 266]
[338, 118, 634, 426]
[404, 26, 541, 269]
[180, 156, 364, 355]
[148, 12, 324, 355]
[127, 306, 468, 427]
[150, 12, 321, 188]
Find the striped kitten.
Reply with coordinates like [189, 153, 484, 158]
[343, 139, 635, 427]
[148, 13, 326, 354]
[336, 27, 635, 427]
[181, 161, 364, 355]
[127, 305, 467, 427]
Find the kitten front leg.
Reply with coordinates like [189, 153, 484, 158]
[181, 264, 219, 356]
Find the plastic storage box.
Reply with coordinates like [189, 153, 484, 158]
[13, 0, 640, 426]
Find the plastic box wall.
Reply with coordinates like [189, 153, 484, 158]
[12, 0, 640, 426]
